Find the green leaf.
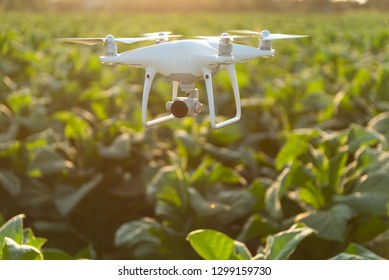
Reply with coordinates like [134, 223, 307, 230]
[208, 162, 245, 185]
[175, 130, 202, 159]
[275, 135, 308, 170]
[346, 124, 386, 154]
[265, 166, 294, 219]
[208, 124, 242, 146]
[98, 133, 132, 159]
[18, 106, 49, 132]
[368, 112, 389, 140]
[3, 237, 42, 260]
[295, 204, 355, 242]
[23, 228, 46, 250]
[187, 229, 235, 260]
[28, 147, 73, 178]
[115, 218, 162, 259]
[263, 224, 316, 260]
[334, 172, 389, 216]
[0, 214, 25, 245]
[233, 240, 253, 260]
[237, 214, 274, 242]
[55, 174, 104, 216]
[6, 89, 32, 115]
[53, 111, 92, 141]
[330, 243, 383, 260]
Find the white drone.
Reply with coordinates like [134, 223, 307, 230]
[59, 30, 307, 129]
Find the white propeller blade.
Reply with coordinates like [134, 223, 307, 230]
[228, 29, 308, 41]
[56, 38, 105, 45]
[261, 33, 308, 41]
[196, 35, 246, 41]
[57, 33, 181, 46]
[143, 31, 182, 40]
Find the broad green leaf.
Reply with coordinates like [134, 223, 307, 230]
[265, 166, 295, 219]
[344, 243, 383, 259]
[188, 187, 228, 218]
[208, 163, 245, 185]
[0, 140, 20, 157]
[174, 130, 202, 159]
[6, 89, 32, 115]
[334, 173, 389, 216]
[23, 228, 46, 250]
[237, 214, 274, 242]
[28, 147, 73, 178]
[368, 112, 389, 140]
[355, 147, 380, 170]
[53, 111, 92, 141]
[233, 241, 253, 260]
[0, 214, 25, 245]
[263, 224, 316, 260]
[328, 150, 348, 194]
[18, 106, 49, 132]
[187, 229, 235, 260]
[330, 243, 383, 260]
[346, 124, 386, 154]
[148, 166, 188, 229]
[148, 166, 185, 200]
[208, 123, 242, 146]
[55, 174, 104, 216]
[295, 204, 355, 242]
[299, 186, 325, 210]
[115, 218, 162, 259]
[98, 133, 132, 159]
[275, 135, 308, 170]
[3, 237, 42, 260]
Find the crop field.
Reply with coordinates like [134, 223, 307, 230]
[1, 10, 389, 260]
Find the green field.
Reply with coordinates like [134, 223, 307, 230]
[1, 11, 389, 260]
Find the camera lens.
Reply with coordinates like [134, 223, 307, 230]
[171, 100, 188, 118]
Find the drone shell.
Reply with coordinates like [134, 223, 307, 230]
[100, 39, 274, 83]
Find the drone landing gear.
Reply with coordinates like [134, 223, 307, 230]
[141, 65, 241, 129]
[141, 68, 203, 127]
[202, 64, 241, 129]
[142, 67, 174, 127]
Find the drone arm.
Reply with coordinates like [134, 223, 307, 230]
[142, 67, 175, 127]
[203, 64, 241, 129]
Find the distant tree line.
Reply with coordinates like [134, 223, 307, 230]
[0, 0, 388, 12]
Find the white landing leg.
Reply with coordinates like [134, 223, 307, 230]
[202, 64, 241, 129]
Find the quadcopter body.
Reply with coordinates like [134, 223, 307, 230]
[59, 31, 306, 129]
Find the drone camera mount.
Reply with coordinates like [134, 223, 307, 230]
[166, 88, 203, 118]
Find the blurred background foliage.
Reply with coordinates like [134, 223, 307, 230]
[1, 0, 389, 12]
[0, 4, 389, 259]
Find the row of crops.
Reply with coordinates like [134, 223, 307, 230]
[1, 11, 389, 260]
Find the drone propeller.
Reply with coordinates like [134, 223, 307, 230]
[229, 30, 308, 41]
[143, 31, 182, 39]
[196, 32, 247, 42]
[58, 32, 182, 46]
[57, 34, 155, 45]
[143, 31, 182, 43]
